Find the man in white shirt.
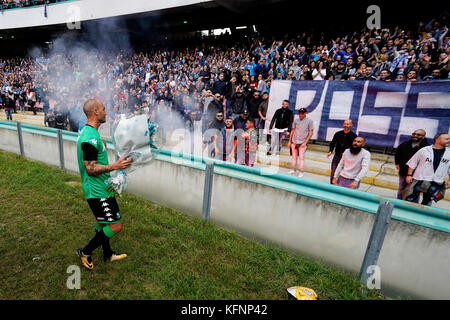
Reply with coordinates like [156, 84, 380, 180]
[332, 137, 371, 189]
[405, 133, 450, 206]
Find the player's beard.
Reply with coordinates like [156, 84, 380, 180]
[350, 146, 361, 154]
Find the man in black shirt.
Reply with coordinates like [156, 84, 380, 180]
[395, 129, 428, 199]
[327, 120, 357, 183]
[54, 103, 68, 130]
[268, 100, 293, 155]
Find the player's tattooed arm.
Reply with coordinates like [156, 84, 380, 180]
[84, 160, 115, 176]
[84, 156, 133, 176]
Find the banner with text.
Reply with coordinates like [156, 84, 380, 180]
[266, 80, 450, 148]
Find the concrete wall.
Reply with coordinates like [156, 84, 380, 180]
[0, 0, 212, 30]
[0, 124, 449, 299]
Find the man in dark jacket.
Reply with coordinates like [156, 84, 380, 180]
[395, 129, 429, 199]
[247, 91, 262, 127]
[230, 88, 247, 119]
[327, 120, 357, 183]
[268, 99, 293, 155]
[233, 109, 249, 132]
[206, 93, 224, 126]
[213, 73, 227, 97]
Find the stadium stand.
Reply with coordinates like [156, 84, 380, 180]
[0, 3, 449, 208]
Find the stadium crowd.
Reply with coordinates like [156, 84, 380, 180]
[1, 13, 449, 134]
[0, 12, 449, 206]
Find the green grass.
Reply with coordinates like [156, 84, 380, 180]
[0, 150, 386, 300]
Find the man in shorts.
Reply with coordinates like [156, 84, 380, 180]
[287, 108, 314, 177]
[76, 99, 133, 270]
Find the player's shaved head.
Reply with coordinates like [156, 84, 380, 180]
[83, 99, 101, 117]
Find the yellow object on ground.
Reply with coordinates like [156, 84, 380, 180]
[287, 286, 318, 300]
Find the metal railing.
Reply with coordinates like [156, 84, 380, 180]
[1, 119, 449, 234]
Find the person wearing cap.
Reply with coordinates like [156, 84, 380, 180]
[332, 62, 347, 81]
[233, 109, 249, 131]
[287, 108, 314, 177]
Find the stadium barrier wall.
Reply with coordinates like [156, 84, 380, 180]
[0, 120, 449, 299]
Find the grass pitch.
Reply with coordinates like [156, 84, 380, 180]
[0, 150, 386, 300]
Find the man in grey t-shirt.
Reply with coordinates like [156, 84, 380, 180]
[287, 108, 314, 177]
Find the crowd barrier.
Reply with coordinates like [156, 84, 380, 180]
[0, 120, 449, 299]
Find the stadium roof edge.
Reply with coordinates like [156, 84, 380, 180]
[0, 0, 215, 31]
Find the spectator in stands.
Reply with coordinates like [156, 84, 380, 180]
[332, 136, 371, 190]
[312, 61, 327, 80]
[327, 120, 357, 184]
[257, 91, 269, 130]
[287, 108, 314, 178]
[213, 116, 237, 162]
[3, 92, 14, 121]
[236, 118, 258, 167]
[208, 111, 225, 131]
[378, 69, 392, 81]
[233, 109, 249, 131]
[332, 62, 347, 81]
[395, 129, 429, 200]
[206, 93, 224, 129]
[54, 103, 68, 130]
[230, 86, 247, 120]
[289, 59, 302, 80]
[405, 133, 450, 206]
[406, 70, 418, 81]
[247, 90, 262, 128]
[358, 66, 377, 80]
[268, 99, 293, 156]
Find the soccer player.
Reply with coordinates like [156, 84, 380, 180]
[76, 99, 133, 270]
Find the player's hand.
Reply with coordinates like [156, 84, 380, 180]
[406, 176, 412, 184]
[350, 181, 358, 189]
[327, 152, 331, 159]
[446, 180, 450, 189]
[332, 177, 337, 185]
[395, 165, 400, 171]
[300, 142, 307, 148]
[114, 155, 133, 170]
[287, 142, 291, 148]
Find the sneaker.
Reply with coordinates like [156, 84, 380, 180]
[77, 248, 94, 270]
[104, 252, 127, 263]
[287, 170, 296, 175]
[266, 151, 272, 156]
[297, 172, 304, 178]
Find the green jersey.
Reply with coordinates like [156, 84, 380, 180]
[77, 125, 113, 199]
